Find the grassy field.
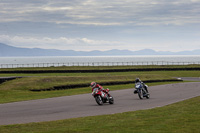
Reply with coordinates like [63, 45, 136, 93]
[0, 82, 183, 104]
[0, 65, 199, 132]
[0, 95, 199, 133]
[0, 65, 200, 103]
[0, 71, 198, 103]
[0, 70, 200, 77]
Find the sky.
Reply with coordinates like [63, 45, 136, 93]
[0, 0, 200, 52]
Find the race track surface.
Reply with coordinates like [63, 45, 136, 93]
[0, 82, 200, 125]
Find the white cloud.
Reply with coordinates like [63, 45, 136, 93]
[0, 0, 200, 26]
[0, 0, 200, 52]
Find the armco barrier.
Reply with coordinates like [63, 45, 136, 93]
[0, 77, 22, 84]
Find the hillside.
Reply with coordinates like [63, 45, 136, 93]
[0, 43, 200, 56]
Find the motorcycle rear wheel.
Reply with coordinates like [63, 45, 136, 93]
[109, 96, 114, 104]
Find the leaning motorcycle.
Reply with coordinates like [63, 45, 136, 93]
[134, 82, 150, 99]
[92, 88, 114, 105]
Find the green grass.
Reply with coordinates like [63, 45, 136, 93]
[0, 74, 172, 90]
[0, 70, 200, 77]
[0, 66, 199, 132]
[0, 69, 199, 103]
[0, 95, 199, 133]
[0, 82, 182, 104]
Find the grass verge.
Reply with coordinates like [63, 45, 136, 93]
[0, 95, 199, 133]
[1, 69, 199, 103]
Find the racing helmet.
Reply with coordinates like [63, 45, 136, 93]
[90, 82, 96, 88]
[135, 78, 140, 82]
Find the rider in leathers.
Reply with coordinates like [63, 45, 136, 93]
[134, 78, 149, 94]
[90, 82, 110, 97]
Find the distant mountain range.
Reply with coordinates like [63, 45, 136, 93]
[0, 43, 200, 56]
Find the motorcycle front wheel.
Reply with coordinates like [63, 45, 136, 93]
[138, 89, 143, 99]
[95, 95, 103, 105]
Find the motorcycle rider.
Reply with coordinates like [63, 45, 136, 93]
[90, 82, 110, 97]
[134, 78, 149, 94]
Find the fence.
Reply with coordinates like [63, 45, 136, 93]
[0, 61, 200, 68]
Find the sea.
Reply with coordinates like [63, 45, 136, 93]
[0, 55, 200, 68]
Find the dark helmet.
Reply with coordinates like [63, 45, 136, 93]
[135, 78, 141, 82]
[90, 82, 96, 88]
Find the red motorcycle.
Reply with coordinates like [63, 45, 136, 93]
[92, 88, 114, 105]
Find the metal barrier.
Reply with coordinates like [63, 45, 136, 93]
[0, 61, 200, 68]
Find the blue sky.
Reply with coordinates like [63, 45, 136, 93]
[0, 0, 200, 51]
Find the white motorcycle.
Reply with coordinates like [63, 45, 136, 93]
[134, 82, 150, 99]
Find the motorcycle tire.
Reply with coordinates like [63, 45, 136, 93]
[95, 95, 103, 105]
[146, 93, 150, 99]
[138, 89, 143, 99]
[108, 96, 114, 104]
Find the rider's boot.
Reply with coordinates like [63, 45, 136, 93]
[134, 89, 138, 94]
[107, 93, 112, 100]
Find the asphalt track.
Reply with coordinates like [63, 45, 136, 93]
[0, 81, 200, 125]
